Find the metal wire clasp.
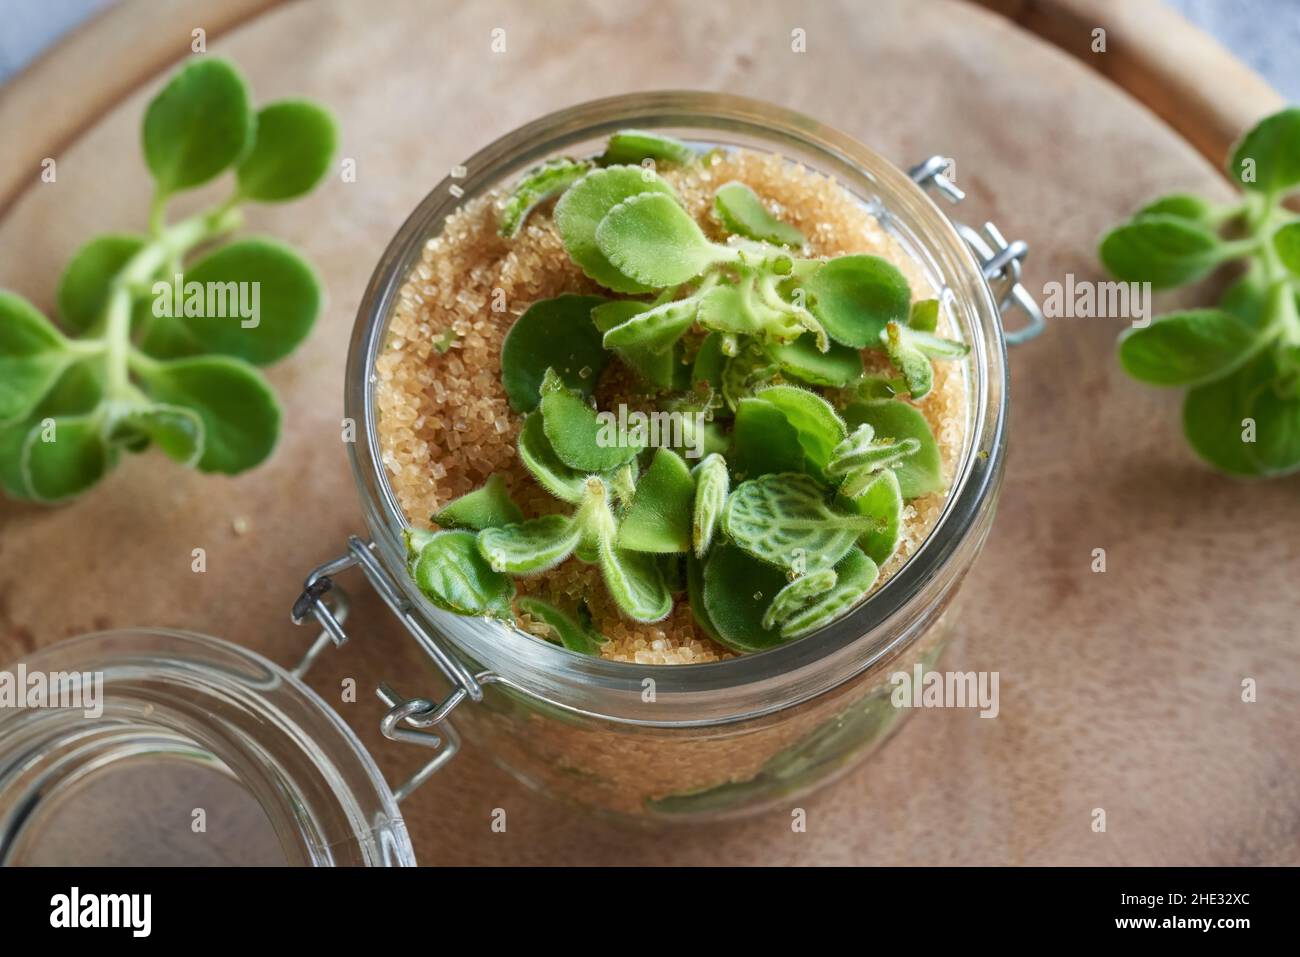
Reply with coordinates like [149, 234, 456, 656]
[909, 156, 1045, 345]
[290, 536, 486, 802]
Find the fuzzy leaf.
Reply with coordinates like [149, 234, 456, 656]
[108, 402, 204, 467]
[517, 412, 586, 503]
[714, 181, 804, 246]
[691, 452, 729, 557]
[722, 472, 873, 573]
[554, 165, 677, 293]
[842, 399, 944, 499]
[592, 300, 678, 388]
[517, 597, 605, 655]
[616, 448, 694, 553]
[408, 529, 515, 617]
[595, 192, 732, 287]
[477, 514, 581, 574]
[779, 547, 878, 639]
[598, 535, 672, 622]
[838, 468, 903, 565]
[497, 157, 592, 237]
[433, 472, 524, 530]
[501, 295, 610, 412]
[750, 385, 846, 477]
[601, 297, 698, 354]
[700, 542, 789, 652]
[539, 373, 642, 471]
[805, 254, 911, 348]
[599, 129, 695, 167]
[761, 567, 838, 631]
[765, 334, 863, 388]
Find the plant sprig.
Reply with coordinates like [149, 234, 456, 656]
[1100, 106, 1300, 477]
[0, 58, 337, 502]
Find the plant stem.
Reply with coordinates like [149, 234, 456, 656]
[101, 205, 242, 402]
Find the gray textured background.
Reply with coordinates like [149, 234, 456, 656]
[0, 0, 1298, 98]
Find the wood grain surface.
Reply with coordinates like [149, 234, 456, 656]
[1, 0, 1296, 865]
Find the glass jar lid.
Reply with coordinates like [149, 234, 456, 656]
[0, 630, 415, 866]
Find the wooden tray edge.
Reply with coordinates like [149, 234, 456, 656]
[969, 0, 1287, 169]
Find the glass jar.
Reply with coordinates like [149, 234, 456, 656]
[0, 630, 414, 865]
[306, 92, 1039, 822]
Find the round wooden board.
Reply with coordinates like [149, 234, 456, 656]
[1, 0, 1296, 866]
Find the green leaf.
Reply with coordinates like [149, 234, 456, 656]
[108, 402, 203, 466]
[142, 58, 254, 194]
[477, 514, 581, 574]
[700, 543, 789, 652]
[805, 255, 911, 348]
[539, 373, 641, 472]
[598, 535, 672, 622]
[691, 452, 729, 558]
[720, 341, 779, 410]
[842, 399, 944, 499]
[779, 547, 878, 639]
[592, 300, 677, 388]
[686, 552, 722, 642]
[1138, 193, 1218, 223]
[722, 472, 873, 573]
[596, 192, 733, 288]
[517, 597, 604, 655]
[0, 292, 73, 426]
[146, 238, 320, 366]
[0, 361, 103, 499]
[135, 355, 279, 474]
[908, 298, 940, 332]
[827, 423, 921, 497]
[409, 529, 515, 617]
[761, 567, 838, 631]
[1117, 309, 1259, 387]
[732, 397, 804, 478]
[1229, 108, 1300, 194]
[235, 99, 337, 202]
[765, 334, 863, 388]
[1253, 387, 1300, 475]
[749, 385, 846, 477]
[599, 129, 695, 167]
[1245, 380, 1300, 475]
[617, 448, 694, 553]
[57, 234, 146, 334]
[1220, 264, 1273, 329]
[1273, 222, 1300, 275]
[501, 295, 610, 412]
[517, 412, 585, 503]
[1182, 352, 1270, 476]
[692, 331, 727, 387]
[498, 158, 592, 238]
[882, 321, 933, 399]
[601, 296, 698, 354]
[433, 473, 524, 530]
[838, 468, 903, 565]
[554, 165, 677, 293]
[20, 414, 114, 502]
[713, 181, 804, 246]
[1098, 214, 1226, 289]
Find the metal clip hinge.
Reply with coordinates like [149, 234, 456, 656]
[908, 156, 1045, 345]
[291, 536, 487, 801]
